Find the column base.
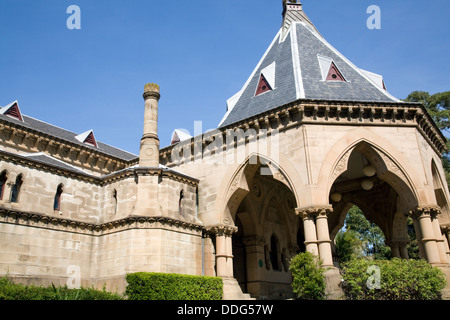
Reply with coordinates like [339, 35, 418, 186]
[323, 267, 344, 300]
[436, 264, 450, 300]
[222, 277, 247, 300]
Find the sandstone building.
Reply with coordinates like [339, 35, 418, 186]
[1, 1, 450, 299]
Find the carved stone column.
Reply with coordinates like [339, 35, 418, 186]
[411, 216, 426, 259]
[296, 206, 334, 267]
[207, 225, 238, 278]
[443, 225, 450, 263]
[314, 206, 334, 268]
[296, 208, 318, 256]
[430, 210, 449, 264]
[390, 241, 401, 258]
[409, 206, 441, 265]
[388, 240, 409, 259]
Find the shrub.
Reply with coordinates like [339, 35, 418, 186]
[0, 276, 123, 300]
[289, 252, 326, 300]
[341, 258, 447, 300]
[125, 272, 223, 300]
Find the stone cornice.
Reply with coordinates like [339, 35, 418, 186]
[0, 149, 199, 187]
[160, 99, 447, 167]
[0, 208, 205, 236]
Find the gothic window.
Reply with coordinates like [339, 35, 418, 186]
[10, 174, 23, 203]
[0, 171, 7, 200]
[53, 184, 64, 211]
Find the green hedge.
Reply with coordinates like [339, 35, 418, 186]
[0, 276, 123, 300]
[126, 272, 223, 300]
[341, 258, 447, 300]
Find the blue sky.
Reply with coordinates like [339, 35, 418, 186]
[1, 0, 449, 155]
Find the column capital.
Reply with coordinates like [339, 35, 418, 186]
[408, 205, 441, 219]
[295, 205, 333, 219]
[442, 224, 450, 234]
[206, 224, 238, 237]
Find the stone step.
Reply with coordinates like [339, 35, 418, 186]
[242, 293, 256, 300]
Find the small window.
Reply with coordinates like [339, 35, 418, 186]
[255, 74, 273, 96]
[112, 189, 118, 214]
[54, 184, 64, 211]
[0, 171, 7, 200]
[179, 190, 184, 215]
[326, 62, 346, 82]
[0, 101, 23, 122]
[270, 234, 281, 271]
[10, 174, 23, 203]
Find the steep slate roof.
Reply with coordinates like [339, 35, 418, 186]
[0, 104, 138, 162]
[219, 1, 400, 127]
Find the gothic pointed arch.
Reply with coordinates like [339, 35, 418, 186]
[216, 153, 301, 226]
[318, 128, 419, 211]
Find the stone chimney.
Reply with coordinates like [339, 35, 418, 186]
[281, 0, 320, 39]
[139, 83, 160, 167]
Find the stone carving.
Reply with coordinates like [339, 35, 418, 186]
[332, 151, 350, 179]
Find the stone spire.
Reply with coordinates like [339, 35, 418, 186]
[281, 0, 320, 39]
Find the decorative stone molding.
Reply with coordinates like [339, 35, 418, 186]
[295, 205, 333, 219]
[408, 205, 441, 219]
[0, 149, 199, 187]
[206, 224, 238, 237]
[0, 208, 205, 236]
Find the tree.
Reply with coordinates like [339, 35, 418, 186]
[334, 228, 364, 264]
[335, 206, 391, 263]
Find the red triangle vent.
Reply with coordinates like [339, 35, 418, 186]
[255, 74, 272, 96]
[4, 103, 23, 121]
[84, 131, 97, 147]
[326, 62, 346, 82]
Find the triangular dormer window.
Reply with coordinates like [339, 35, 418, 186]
[75, 130, 98, 148]
[0, 101, 23, 122]
[255, 61, 276, 97]
[255, 74, 272, 96]
[318, 55, 346, 82]
[326, 62, 346, 82]
[170, 129, 192, 145]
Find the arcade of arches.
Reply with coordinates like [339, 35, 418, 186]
[213, 144, 450, 300]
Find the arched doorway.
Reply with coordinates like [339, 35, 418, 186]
[227, 162, 299, 300]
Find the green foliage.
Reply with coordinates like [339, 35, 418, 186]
[125, 272, 223, 300]
[340, 258, 447, 300]
[335, 229, 364, 264]
[289, 252, 326, 300]
[0, 276, 123, 300]
[336, 206, 391, 263]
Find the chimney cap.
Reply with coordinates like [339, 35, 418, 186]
[144, 83, 160, 93]
[143, 83, 161, 101]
